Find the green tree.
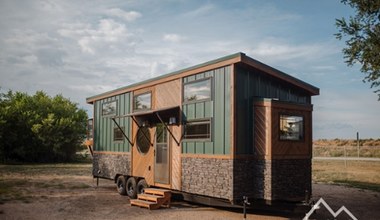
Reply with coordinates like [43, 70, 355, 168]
[335, 0, 380, 99]
[0, 90, 87, 163]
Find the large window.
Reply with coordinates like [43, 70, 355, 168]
[279, 115, 304, 141]
[183, 78, 211, 103]
[134, 92, 151, 111]
[114, 127, 124, 142]
[102, 100, 117, 116]
[183, 119, 211, 140]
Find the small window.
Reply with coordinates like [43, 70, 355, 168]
[279, 115, 304, 141]
[136, 127, 151, 154]
[183, 119, 211, 140]
[134, 92, 151, 111]
[102, 101, 117, 116]
[183, 78, 211, 103]
[114, 127, 124, 142]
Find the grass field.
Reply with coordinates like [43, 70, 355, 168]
[313, 139, 380, 158]
[312, 160, 380, 192]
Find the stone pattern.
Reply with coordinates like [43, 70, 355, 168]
[233, 159, 311, 202]
[182, 157, 311, 203]
[92, 153, 131, 180]
[181, 157, 233, 200]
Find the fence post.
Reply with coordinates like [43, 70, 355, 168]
[357, 132, 360, 158]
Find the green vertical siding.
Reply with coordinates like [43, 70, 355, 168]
[235, 66, 311, 155]
[93, 93, 132, 152]
[182, 66, 231, 155]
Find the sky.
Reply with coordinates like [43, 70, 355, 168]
[0, 0, 379, 139]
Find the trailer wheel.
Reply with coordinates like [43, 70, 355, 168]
[137, 179, 148, 194]
[126, 177, 137, 199]
[116, 176, 127, 196]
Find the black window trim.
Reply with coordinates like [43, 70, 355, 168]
[102, 100, 118, 117]
[183, 77, 213, 104]
[113, 126, 125, 142]
[182, 118, 212, 142]
[133, 91, 152, 112]
[278, 113, 305, 142]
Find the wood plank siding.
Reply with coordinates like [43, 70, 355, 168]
[182, 66, 231, 155]
[93, 92, 132, 153]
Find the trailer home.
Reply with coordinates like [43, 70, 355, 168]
[86, 52, 319, 205]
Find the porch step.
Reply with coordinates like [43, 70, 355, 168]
[130, 188, 171, 210]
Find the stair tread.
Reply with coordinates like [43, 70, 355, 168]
[130, 199, 156, 206]
[144, 188, 172, 196]
[144, 188, 171, 193]
[138, 193, 164, 201]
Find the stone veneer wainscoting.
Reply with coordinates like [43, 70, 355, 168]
[92, 153, 131, 180]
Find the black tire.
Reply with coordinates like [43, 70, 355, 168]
[116, 176, 127, 196]
[136, 179, 148, 194]
[126, 177, 137, 199]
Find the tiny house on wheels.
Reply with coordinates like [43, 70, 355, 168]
[86, 52, 319, 206]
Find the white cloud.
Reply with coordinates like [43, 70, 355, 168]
[59, 19, 138, 55]
[163, 34, 184, 43]
[106, 8, 142, 22]
[249, 39, 338, 63]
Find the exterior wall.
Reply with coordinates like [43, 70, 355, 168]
[182, 66, 231, 155]
[235, 65, 311, 155]
[233, 159, 311, 202]
[181, 157, 233, 200]
[92, 153, 131, 180]
[93, 92, 132, 152]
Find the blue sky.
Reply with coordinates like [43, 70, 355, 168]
[0, 0, 379, 139]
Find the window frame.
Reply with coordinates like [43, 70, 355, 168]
[102, 100, 117, 117]
[182, 118, 212, 142]
[113, 126, 125, 142]
[183, 77, 213, 104]
[278, 113, 305, 142]
[133, 92, 152, 112]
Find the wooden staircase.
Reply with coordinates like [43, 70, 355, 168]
[130, 188, 171, 210]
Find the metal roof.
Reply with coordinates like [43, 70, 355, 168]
[87, 52, 319, 103]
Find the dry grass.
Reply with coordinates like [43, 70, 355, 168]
[0, 163, 92, 203]
[313, 139, 380, 158]
[312, 160, 380, 192]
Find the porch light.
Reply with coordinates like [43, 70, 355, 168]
[169, 117, 176, 125]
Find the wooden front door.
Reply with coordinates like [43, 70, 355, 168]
[132, 124, 154, 185]
[154, 123, 170, 184]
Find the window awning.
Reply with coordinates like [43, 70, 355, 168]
[113, 106, 182, 146]
[126, 106, 181, 126]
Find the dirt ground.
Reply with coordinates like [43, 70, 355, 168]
[1, 164, 379, 220]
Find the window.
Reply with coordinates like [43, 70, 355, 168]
[134, 92, 151, 111]
[102, 100, 117, 116]
[183, 78, 211, 103]
[114, 127, 124, 142]
[183, 119, 211, 140]
[136, 127, 151, 154]
[279, 115, 304, 141]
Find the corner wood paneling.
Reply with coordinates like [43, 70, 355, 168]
[171, 126, 181, 190]
[155, 79, 182, 190]
[254, 105, 268, 157]
[254, 101, 312, 160]
[271, 106, 312, 158]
